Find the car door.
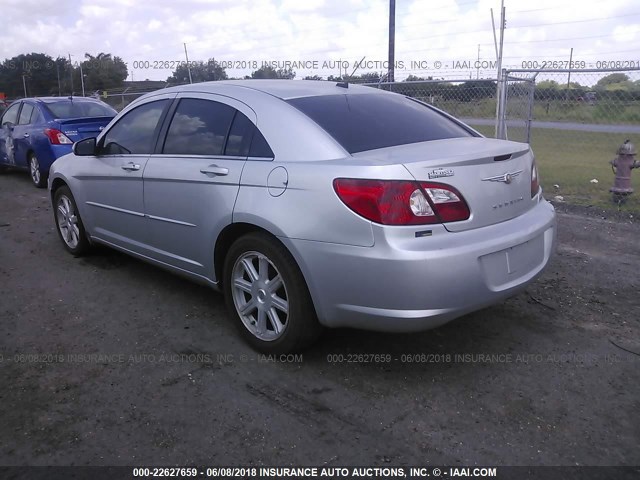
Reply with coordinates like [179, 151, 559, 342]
[13, 102, 36, 167]
[78, 95, 174, 254]
[142, 94, 256, 280]
[0, 102, 22, 166]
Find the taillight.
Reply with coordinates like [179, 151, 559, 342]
[420, 182, 471, 223]
[531, 157, 540, 197]
[333, 178, 470, 225]
[44, 128, 73, 145]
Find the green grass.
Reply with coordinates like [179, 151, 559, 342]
[471, 124, 640, 215]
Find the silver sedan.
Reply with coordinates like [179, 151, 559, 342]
[49, 80, 556, 353]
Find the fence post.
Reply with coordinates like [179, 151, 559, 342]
[526, 78, 535, 144]
[495, 68, 508, 140]
[494, 70, 502, 139]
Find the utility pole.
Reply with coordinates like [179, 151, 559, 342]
[566, 47, 574, 100]
[79, 61, 85, 96]
[184, 43, 193, 84]
[56, 63, 61, 96]
[22, 75, 27, 97]
[388, 0, 395, 84]
[68, 53, 74, 95]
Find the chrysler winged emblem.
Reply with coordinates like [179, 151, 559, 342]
[482, 169, 523, 184]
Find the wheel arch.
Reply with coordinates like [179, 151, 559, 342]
[214, 222, 278, 286]
[214, 221, 325, 324]
[50, 177, 68, 202]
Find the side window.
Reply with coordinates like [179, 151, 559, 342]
[224, 111, 274, 158]
[249, 129, 274, 158]
[225, 111, 254, 156]
[18, 104, 34, 125]
[1, 103, 20, 126]
[101, 100, 169, 155]
[163, 98, 235, 155]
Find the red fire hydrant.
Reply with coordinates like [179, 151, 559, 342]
[610, 140, 639, 204]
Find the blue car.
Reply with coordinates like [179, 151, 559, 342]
[0, 97, 116, 187]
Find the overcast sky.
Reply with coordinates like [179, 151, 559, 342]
[1, 0, 639, 81]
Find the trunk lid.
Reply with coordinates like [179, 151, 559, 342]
[353, 137, 535, 232]
[56, 116, 114, 141]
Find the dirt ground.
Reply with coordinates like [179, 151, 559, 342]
[0, 170, 638, 469]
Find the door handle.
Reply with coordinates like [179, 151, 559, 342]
[23, 133, 30, 138]
[200, 164, 229, 176]
[121, 162, 141, 171]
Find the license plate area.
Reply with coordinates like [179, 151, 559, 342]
[479, 234, 545, 290]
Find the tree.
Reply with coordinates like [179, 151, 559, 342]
[0, 53, 61, 97]
[359, 72, 382, 84]
[249, 66, 295, 79]
[167, 58, 227, 84]
[82, 52, 128, 92]
[303, 75, 323, 80]
[595, 73, 630, 89]
[458, 80, 495, 101]
[405, 75, 433, 82]
[537, 80, 560, 89]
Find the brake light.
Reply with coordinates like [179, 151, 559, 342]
[333, 179, 470, 225]
[44, 128, 73, 145]
[531, 157, 540, 197]
[420, 182, 471, 223]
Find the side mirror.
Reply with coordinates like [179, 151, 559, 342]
[73, 137, 97, 156]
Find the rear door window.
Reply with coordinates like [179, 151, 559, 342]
[163, 98, 235, 156]
[287, 93, 475, 154]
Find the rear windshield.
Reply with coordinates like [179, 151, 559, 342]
[287, 93, 476, 154]
[45, 101, 116, 119]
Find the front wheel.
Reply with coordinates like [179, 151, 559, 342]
[53, 186, 90, 256]
[223, 232, 322, 353]
[29, 153, 47, 188]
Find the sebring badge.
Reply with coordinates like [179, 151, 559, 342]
[428, 168, 454, 179]
[482, 169, 523, 184]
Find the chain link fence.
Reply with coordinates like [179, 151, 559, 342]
[361, 71, 640, 210]
[99, 70, 639, 209]
[100, 81, 187, 111]
[362, 79, 499, 134]
[501, 68, 640, 142]
[501, 68, 640, 208]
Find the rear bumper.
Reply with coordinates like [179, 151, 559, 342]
[282, 199, 556, 332]
[36, 144, 72, 172]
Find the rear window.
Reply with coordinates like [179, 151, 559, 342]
[45, 101, 116, 119]
[287, 93, 475, 154]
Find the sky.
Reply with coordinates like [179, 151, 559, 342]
[1, 0, 639, 82]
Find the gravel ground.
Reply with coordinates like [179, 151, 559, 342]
[0, 170, 638, 469]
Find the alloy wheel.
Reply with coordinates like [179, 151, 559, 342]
[30, 156, 40, 185]
[56, 195, 80, 249]
[231, 251, 289, 341]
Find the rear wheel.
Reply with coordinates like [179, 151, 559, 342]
[223, 232, 322, 353]
[53, 186, 90, 256]
[29, 153, 47, 188]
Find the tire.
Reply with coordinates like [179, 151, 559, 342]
[223, 232, 322, 353]
[53, 186, 90, 256]
[29, 153, 47, 188]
